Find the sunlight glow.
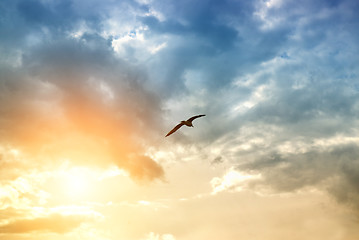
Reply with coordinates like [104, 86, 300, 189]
[9, 148, 20, 156]
[211, 169, 262, 194]
[142, 232, 176, 240]
[60, 167, 93, 199]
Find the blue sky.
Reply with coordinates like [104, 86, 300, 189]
[0, 0, 359, 239]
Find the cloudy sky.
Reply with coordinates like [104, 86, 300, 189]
[0, 0, 359, 239]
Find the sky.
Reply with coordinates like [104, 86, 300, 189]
[0, 0, 359, 239]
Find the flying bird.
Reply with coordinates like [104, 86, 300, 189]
[165, 114, 206, 137]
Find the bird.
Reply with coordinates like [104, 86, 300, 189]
[165, 114, 206, 137]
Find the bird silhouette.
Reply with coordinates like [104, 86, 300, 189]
[165, 114, 206, 137]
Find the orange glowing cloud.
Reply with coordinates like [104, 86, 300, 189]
[0, 51, 164, 182]
[0, 213, 90, 234]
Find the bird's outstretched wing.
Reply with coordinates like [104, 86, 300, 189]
[165, 123, 184, 137]
[187, 114, 206, 123]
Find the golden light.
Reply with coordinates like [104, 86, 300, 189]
[60, 167, 93, 200]
[9, 148, 20, 157]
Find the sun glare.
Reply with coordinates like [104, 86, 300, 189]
[61, 167, 92, 199]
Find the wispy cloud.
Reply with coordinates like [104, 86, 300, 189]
[141, 232, 176, 240]
[0, 213, 91, 234]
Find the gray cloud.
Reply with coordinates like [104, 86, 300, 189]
[1, 0, 359, 216]
[0, 2, 165, 181]
[235, 144, 359, 215]
[211, 156, 223, 165]
[155, 0, 359, 217]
